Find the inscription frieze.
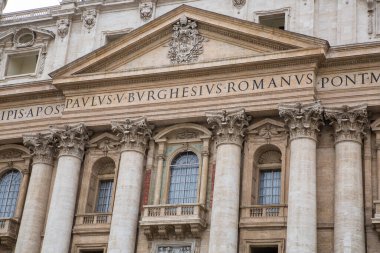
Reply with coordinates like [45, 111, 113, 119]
[65, 72, 314, 110]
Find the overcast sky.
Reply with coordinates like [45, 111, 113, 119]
[3, 0, 60, 13]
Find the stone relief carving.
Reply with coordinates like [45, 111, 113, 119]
[368, 0, 374, 34]
[13, 28, 35, 48]
[57, 19, 70, 39]
[168, 16, 205, 64]
[0, 149, 23, 160]
[23, 133, 55, 165]
[259, 150, 282, 164]
[252, 123, 285, 143]
[233, 0, 246, 8]
[82, 9, 97, 32]
[50, 123, 89, 159]
[96, 138, 119, 156]
[176, 131, 198, 140]
[206, 109, 251, 147]
[279, 101, 323, 141]
[139, 2, 154, 21]
[157, 246, 191, 253]
[38, 42, 48, 75]
[324, 104, 369, 144]
[111, 117, 154, 153]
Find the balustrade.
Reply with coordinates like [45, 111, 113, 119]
[0, 218, 19, 249]
[240, 205, 288, 228]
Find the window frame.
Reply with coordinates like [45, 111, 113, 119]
[257, 165, 282, 205]
[2, 47, 42, 79]
[253, 7, 291, 31]
[243, 239, 284, 253]
[93, 174, 115, 213]
[163, 149, 202, 205]
[0, 168, 23, 218]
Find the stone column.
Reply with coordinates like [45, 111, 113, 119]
[41, 124, 89, 253]
[15, 133, 55, 253]
[107, 117, 153, 253]
[279, 101, 323, 253]
[325, 105, 368, 253]
[13, 169, 30, 220]
[199, 138, 210, 206]
[206, 109, 250, 253]
[153, 141, 165, 205]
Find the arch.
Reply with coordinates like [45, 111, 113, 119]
[154, 123, 212, 140]
[92, 156, 116, 175]
[168, 151, 200, 204]
[0, 144, 30, 156]
[0, 169, 22, 218]
[253, 144, 282, 164]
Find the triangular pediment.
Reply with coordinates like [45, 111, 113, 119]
[51, 5, 329, 88]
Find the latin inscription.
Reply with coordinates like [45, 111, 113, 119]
[65, 73, 314, 110]
[317, 70, 380, 90]
[0, 104, 65, 123]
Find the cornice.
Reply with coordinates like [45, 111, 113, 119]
[54, 53, 323, 92]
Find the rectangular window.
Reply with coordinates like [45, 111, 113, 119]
[251, 246, 278, 253]
[95, 180, 113, 213]
[258, 170, 281, 205]
[5, 52, 39, 76]
[259, 13, 285, 30]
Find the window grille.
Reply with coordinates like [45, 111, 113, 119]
[95, 180, 113, 213]
[0, 170, 22, 218]
[259, 169, 281, 205]
[168, 152, 199, 204]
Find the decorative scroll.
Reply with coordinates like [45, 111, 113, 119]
[279, 101, 323, 141]
[111, 117, 153, 153]
[23, 133, 55, 165]
[206, 109, 251, 147]
[324, 104, 368, 144]
[50, 123, 89, 159]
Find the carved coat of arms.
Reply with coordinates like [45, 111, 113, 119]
[233, 0, 246, 8]
[168, 16, 205, 64]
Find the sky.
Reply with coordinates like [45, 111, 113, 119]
[3, 0, 60, 13]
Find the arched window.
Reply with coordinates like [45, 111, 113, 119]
[0, 169, 22, 218]
[257, 150, 282, 205]
[168, 151, 199, 204]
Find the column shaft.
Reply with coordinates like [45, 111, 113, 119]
[199, 151, 209, 205]
[286, 138, 317, 253]
[334, 141, 365, 253]
[41, 155, 82, 253]
[108, 151, 144, 253]
[15, 163, 53, 253]
[153, 155, 164, 205]
[13, 172, 29, 220]
[208, 144, 241, 252]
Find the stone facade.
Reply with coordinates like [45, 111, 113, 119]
[0, 1, 380, 253]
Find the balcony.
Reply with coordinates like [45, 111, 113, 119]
[372, 200, 380, 234]
[0, 218, 19, 249]
[140, 204, 207, 239]
[73, 213, 112, 234]
[239, 204, 288, 228]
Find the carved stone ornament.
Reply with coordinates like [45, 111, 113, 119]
[139, 2, 153, 21]
[23, 133, 55, 165]
[206, 109, 251, 147]
[57, 19, 70, 39]
[111, 117, 154, 154]
[50, 123, 89, 159]
[252, 123, 285, 144]
[324, 104, 369, 144]
[82, 9, 97, 32]
[279, 101, 323, 141]
[0, 149, 23, 160]
[233, 0, 246, 8]
[168, 16, 205, 64]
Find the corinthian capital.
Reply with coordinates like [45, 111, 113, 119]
[279, 101, 323, 141]
[23, 133, 55, 165]
[50, 123, 89, 159]
[206, 109, 251, 147]
[325, 104, 368, 144]
[111, 117, 153, 154]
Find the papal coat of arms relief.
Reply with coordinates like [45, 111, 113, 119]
[168, 16, 206, 64]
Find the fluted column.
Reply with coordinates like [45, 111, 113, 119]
[108, 117, 153, 253]
[206, 109, 250, 253]
[41, 124, 89, 253]
[15, 133, 55, 253]
[325, 105, 368, 253]
[279, 101, 323, 253]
